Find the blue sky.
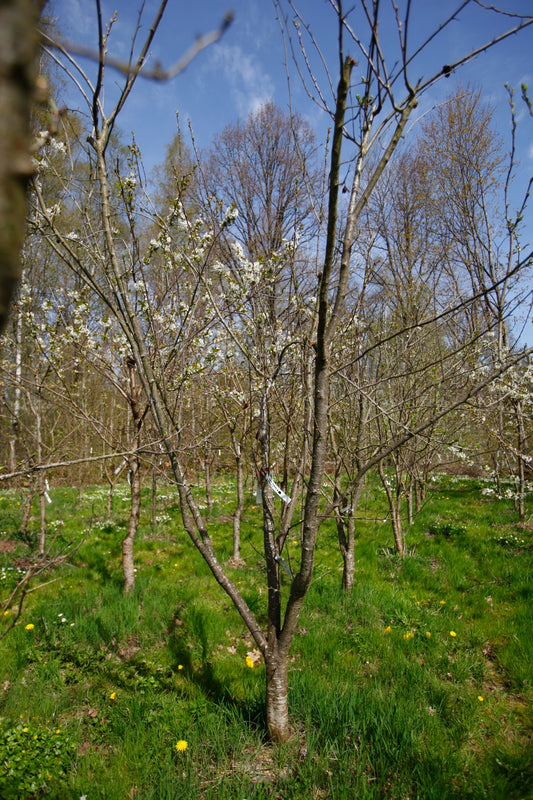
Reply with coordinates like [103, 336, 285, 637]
[47, 0, 533, 176]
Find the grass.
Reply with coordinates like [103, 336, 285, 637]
[0, 474, 532, 798]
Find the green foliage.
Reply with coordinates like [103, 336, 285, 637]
[0, 718, 76, 799]
[428, 521, 467, 538]
[0, 477, 532, 798]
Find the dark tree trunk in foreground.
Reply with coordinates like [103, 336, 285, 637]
[0, 0, 40, 333]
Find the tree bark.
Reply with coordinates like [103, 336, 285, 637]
[35, 383, 46, 555]
[122, 359, 142, 593]
[515, 398, 527, 519]
[0, 0, 40, 333]
[379, 460, 405, 558]
[152, 458, 158, 527]
[265, 651, 289, 743]
[232, 442, 244, 561]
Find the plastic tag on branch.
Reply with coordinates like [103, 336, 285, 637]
[265, 474, 291, 504]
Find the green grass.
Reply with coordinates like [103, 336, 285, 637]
[0, 474, 532, 798]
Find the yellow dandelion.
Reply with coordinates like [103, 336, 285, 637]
[403, 632, 414, 641]
[3, 610, 9, 616]
[55, 729, 61, 734]
[178, 664, 183, 670]
[384, 626, 392, 634]
[450, 631, 457, 637]
[23, 727, 28, 732]
[426, 632, 431, 638]
[175, 740, 188, 752]
[25, 623, 34, 631]
[245, 655, 255, 668]
[477, 696, 484, 702]
[440, 600, 446, 605]
[109, 692, 116, 700]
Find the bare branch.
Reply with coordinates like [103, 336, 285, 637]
[43, 11, 234, 84]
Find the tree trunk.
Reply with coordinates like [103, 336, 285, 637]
[336, 484, 362, 594]
[35, 383, 46, 555]
[378, 461, 405, 558]
[38, 481, 46, 555]
[391, 505, 405, 558]
[515, 399, 527, 519]
[0, 0, 39, 334]
[341, 522, 355, 593]
[19, 481, 33, 539]
[106, 480, 114, 519]
[407, 482, 414, 525]
[9, 291, 23, 472]
[414, 479, 424, 512]
[204, 440, 213, 514]
[152, 458, 157, 527]
[265, 652, 290, 743]
[232, 444, 244, 561]
[122, 358, 143, 593]
[122, 452, 141, 593]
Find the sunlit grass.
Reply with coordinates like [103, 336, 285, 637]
[0, 474, 531, 797]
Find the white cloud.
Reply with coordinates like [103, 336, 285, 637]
[53, 0, 94, 41]
[210, 43, 274, 117]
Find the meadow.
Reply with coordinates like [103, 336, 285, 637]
[0, 473, 531, 799]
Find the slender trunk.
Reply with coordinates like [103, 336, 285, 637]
[407, 481, 414, 525]
[414, 478, 424, 512]
[20, 481, 33, 539]
[391, 505, 405, 558]
[204, 440, 213, 514]
[341, 515, 356, 593]
[35, 383, 46, 555]
[122, 452, 141, 593]
[9, 292, 23, 472]
[335, 477, 362, 593]
[232, 444, 244, 561]
[122, 359, 142, 593]
[378, 461, 405, 558]
[152, 459, 157, 527]
[515, 399, 527, 519]
[38, 482, 46, 555]
[106, 480, 114, 519]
